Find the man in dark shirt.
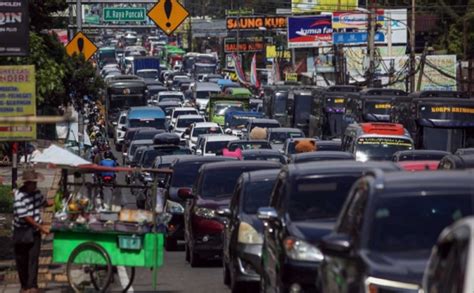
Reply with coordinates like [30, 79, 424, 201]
[13, 169, 52, 293]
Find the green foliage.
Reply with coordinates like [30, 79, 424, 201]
[0, 186, 13, 213]
[29, 0, 68, 32]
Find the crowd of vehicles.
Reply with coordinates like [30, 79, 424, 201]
[93, 30, 474, 293]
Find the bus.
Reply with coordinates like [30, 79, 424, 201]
[391, 91, 474, 152]
[309, 86, 359, 139]
[345, 88, 407, 124]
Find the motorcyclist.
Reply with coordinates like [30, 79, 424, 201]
[99, 151, 118, 182]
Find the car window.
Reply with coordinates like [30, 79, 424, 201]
[171, 162, 205, 187]
[243, 180, 276, 214]
[337, 181, 369, 241]
[369, 193, 472, 252]
[201, 168, 250, 199]
[287, 175, 360, 221]
[205, 140, 230, 155]
[269, 175, 286, 213]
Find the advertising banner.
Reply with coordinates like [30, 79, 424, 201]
[333, 32, 385, 44]
[383, 9, 407, 44]
[0, 0, 29, 56]
[332, 10, 384, 30]
[0, 65, 36, 141]
[287, 15, 333, 48]
[226, 16, 287, 31]
[224, 36, 273, 53]
[292, 0, 358, 13]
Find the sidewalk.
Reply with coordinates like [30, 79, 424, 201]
[0, 167, 67, 293]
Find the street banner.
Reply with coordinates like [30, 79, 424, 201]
[0, 65, 36, 141]
[232, 54, 248, 84]
[250, 53, 260, 89]
[292, 0, 357, 13]
[287, 15, 333, 48]
[0, 0, 29, 56]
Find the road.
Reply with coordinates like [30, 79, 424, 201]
[103, 144, 229, 292]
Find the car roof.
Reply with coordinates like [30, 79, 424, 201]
[193, 122, 220, 128]
[154, 154, 196, 166]
[243, 169, 281, 183]
[194, 82, 221, 90]
[173, 107, 196, 111]
[159, 91, 183, 95]
[395, 150, 450, 156]
[176, 114, 203, 119]
[128, 107, 165, 119]
[242, 149, 284, 156]
[291, 151, 355, 161]
[130, 139, 153, 145]
[200, 160, 281, 172]
[229, 140, 269, 144]
[172, 155, 236, 166]
[287, 160, 401, 177]
[268, 127, 303, 133]
[250, 118, 280, 124]
[135, 129, 164, 135]
[205, 135, 239, 142]
[376, 170, 474, 195]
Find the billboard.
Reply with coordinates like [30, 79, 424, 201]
[332, 10, 384, 30]
[287, 15, 333, 48]
[0, 0, 29, 56]
[292, 0, 358, 13]
[226, 16, 287, 31]
[0, 65, 36, 141]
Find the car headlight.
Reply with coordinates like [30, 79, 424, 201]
[283, 237, 324, 262]
[364, 277, 421, 293]
[238, 222, 263, 244]
[166, 200, 184, 214]
[356, 151, 369, 162]
[194, 207, 216, 219]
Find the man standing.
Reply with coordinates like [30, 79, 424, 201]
[12, 169, 52, 293]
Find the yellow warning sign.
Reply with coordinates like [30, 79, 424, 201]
[65, 32, 98, 61]
[147, 0, 189, 36]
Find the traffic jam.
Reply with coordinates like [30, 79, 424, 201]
[76, 30, 474, 293]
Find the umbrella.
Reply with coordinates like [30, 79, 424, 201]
[31, 144, 91, 168]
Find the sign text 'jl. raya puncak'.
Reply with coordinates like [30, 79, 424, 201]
[226, 16, 287, 30]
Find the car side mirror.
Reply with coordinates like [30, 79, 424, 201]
[257, 207, 279, 223]
[196, 149, 202, 155]
[319, 233, 353, 256]
[177, 188, 194, 200]
[216, 207, 231, 218]
[112, 121, 118, 126]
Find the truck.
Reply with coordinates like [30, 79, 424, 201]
[208, 95, 250, 126]
[132, 56, 161, 81]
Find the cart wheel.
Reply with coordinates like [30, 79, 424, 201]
[122, 267, 135, 292]
[67, 242, 113, 293]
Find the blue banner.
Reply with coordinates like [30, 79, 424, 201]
[333, 32, 385, 45]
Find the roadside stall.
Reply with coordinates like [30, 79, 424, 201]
[32, 146, 170, 292]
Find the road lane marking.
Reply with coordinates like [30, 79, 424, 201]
[118, 266, 134, 292]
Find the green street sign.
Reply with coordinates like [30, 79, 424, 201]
[103, 8, 147, 22]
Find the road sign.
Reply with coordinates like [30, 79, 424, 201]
[103, 8, 147, 22]
[147, 0, 189, 35]
[65, 32, 98, 61]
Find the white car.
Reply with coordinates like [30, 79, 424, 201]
[195, 134, 239, 156]
[157, 91, 185, 104]
[113, 111, 128, 150]
[169, 107, 199, 128]
[172, 114, 205, 136]
[186, 122, 223, 149]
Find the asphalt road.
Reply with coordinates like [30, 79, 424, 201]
[104, 142, 229, 293]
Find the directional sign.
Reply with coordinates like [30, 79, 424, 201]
[65, 32, 98, 61]
[147, 0, 189, 36]
[103, 8, 147, 22]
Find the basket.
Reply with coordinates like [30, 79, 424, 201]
[118, 235, 143, 250]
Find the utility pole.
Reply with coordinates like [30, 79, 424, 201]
[366, 0, 376, 87]
[409, 0, 416, 92]
[236, 11, 240, 68]
[76, 0, 85, 157]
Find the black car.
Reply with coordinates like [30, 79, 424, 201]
[318, 170, 474, 293]
[220, 169, 280, 292]
[289, 151, 355, 164]
[242, 149, 287, 164]
[392, 150, 450, 162]
[180, 161, 281, 267]
[164, 156, 237, 250]
[227, 140, 272, 151]
[258, 161, 400, 293]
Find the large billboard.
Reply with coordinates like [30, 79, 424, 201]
[226, 16, 287, 31]
[287, 15, 333, 48]
[0, 65, 36, 141]
[0, 0, 29, 56]
[292, 0, 358, 13]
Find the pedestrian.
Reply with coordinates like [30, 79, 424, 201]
[12, 168, 53, 293]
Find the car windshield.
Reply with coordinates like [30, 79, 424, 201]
[130, 143, 150, 156]
[171, 163, 204, 187]
[228, 142, 271, 151]
[160, 97, 182, 103]
[243, 180, 276, 214]
[201, 169, 249, 198]
[205, 140, 232, 155]
[177, 118, 204, 128]
[369, 194, 473, 252]
[137, 71, 158, 79]
[356, 137, 413, 161]
[365, 101, 392, 115]
[289, 175, 360, 221]
[173, 110, 197, 118]
[129, 119, 165, 129]
[214, 104, 244, 116]
[269, 132, 304, 144]
[192, 127, 222, 137]
[134, 131, 163, 140]
[196, 91, 218, 99]
[227, 115, 257, 128]
[242, 154, 284, 164]
[142, 148, 191, 167]
[250, 122, 280, 131]
[160, 95, 183, 102]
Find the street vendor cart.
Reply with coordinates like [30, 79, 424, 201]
[47, 163, 171, 292]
